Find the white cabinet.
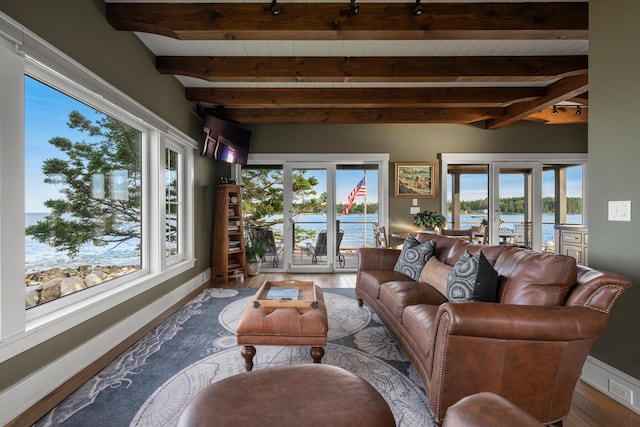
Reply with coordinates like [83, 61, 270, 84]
[555, 225, 588, 266]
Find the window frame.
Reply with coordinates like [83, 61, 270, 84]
[440, 152, 588, 251]
[0, 18, 196, 363]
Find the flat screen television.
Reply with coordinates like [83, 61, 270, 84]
[200, 115, 251, 165]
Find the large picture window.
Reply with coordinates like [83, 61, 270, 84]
[24, 76, 143, 308]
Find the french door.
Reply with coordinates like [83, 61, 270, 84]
[242, 153, 389, 273]
[441, 153, 586, 252]
[283, 163, 335, 272]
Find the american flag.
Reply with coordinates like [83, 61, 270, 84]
[343, 176, 366, 214]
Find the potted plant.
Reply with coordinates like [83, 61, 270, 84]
[245, 234, 268, 276]
[413, 209, 447, 232]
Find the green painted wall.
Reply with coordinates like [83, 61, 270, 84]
[588, 0, 640, 379]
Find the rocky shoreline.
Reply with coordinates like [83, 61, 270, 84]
[25, 265, 139, 308]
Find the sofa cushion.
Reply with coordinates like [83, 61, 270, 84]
[358, 270, 412, 300]
[419, 257, 452, 297]
[446, 251, 478, 301]
[472, 252, 500, 303]
[495, 247, 578, 306]
[401, 304, 440, 378]
[393, 234, 436, 281]
[379, 281, 448, 322]
[446, 250, 499, 302]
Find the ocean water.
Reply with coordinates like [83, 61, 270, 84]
[267, 213, 583, 249]
[25, 212, 583, 272]
[25, 213, 141, 273]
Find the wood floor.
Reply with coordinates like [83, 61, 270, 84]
[214, 272, 640, 427]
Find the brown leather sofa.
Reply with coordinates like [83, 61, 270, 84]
[442, 392, 542, 427]
[356, 234, 631, 425]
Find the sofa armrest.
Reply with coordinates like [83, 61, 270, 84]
[427, 302, 608, 423]
[436, 302, 607, 341]
[357, 248, 401, 271]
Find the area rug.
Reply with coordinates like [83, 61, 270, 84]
[35, 288, 435, 427]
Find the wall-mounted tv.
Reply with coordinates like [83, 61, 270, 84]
[200, 115, 251, 165]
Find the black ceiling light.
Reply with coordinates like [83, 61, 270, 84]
[348, 0, 359, 16]
[270, 0, 280, 16]
[552, 105, 558, 115]
[576, 106, 582, 115]
[414, 0, 424, 16]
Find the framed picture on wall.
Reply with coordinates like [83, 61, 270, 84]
[394, 162, 437, 198]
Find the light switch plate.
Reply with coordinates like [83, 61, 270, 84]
[608, 201, 631, 221]
[410, 206, 421, 214]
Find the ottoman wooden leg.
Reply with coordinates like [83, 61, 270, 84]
[241, 345, 256, 371]
[310, 346, 324, 363]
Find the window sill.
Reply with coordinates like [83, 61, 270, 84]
[0, 258, 196, 363]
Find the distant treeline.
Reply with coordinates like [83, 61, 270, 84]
[452, 197, 582, 215]
[335, 202, 379, 214]
[328, 197, 582, 215]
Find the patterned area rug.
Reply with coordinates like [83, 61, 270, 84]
[35, 288, 435, 427]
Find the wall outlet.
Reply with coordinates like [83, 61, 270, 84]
[609, 379, 634, 404]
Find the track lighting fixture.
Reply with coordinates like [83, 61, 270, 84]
[414, 0, 423, 16]
[576, 106, 582, 115]
[348, 0, 359, 16]
[270, 0, 280, 16]
[552, 105, 558, 115]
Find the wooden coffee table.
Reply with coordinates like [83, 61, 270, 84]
[236, 280, 329, 371]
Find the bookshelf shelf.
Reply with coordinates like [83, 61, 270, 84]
[211, 184, 247, 282]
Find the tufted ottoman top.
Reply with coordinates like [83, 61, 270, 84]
[236, 284, 328, 346]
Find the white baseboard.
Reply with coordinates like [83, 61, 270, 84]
[0, 268, 210, 426]
[581, 355, 640, 414]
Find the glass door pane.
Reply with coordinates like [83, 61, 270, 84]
[446, 164, 489, 230]
[336, 165, 379, 269]
[491, 162, 541, 249]
[284, 164, 332, 271]
[241, 165, 284, 269]
[541, 164, 584, 253]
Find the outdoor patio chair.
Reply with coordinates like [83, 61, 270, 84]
[306, 229, 345, 267]
[247, 228, 280, 267]
[372, 225, 388, 248]
[470, 226, 487, 244]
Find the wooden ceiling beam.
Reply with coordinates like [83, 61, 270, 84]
[185, 87, 544, 108]
[158, 56, 588, 83]
[486, 74, 589, 129]
[525, 106, 588, 124]
[107, 2, 588, 41]
[212, 107, 503, 124]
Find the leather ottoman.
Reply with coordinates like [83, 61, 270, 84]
[176, 364, 396, 427]
[236, 283, 328, 371]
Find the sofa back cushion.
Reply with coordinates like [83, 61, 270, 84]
[495, 247, 578, 306]
[419, 256, 452, 296]
[445, 239, 505, 266]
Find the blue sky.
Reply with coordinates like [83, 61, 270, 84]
[25, 76, 105, 212]
[451, 167, 583, 201]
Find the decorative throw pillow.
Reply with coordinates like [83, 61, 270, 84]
[393, 234, 436, 281]
[472, 251, 500, 303]
[446, 250, 499, 302]
[446, 250, 478, 301]
[419, 256, 452, 296]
